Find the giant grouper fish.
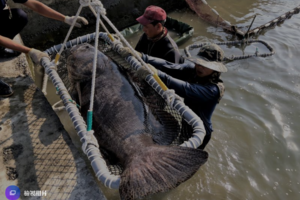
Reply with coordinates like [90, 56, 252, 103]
[66, 43, 208, 200]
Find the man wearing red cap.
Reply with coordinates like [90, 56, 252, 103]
[135, 5, 184, 64]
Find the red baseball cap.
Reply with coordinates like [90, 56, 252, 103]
[136, 6, 167, 26]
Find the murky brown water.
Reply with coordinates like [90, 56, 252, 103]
[36, 0, 300, 199]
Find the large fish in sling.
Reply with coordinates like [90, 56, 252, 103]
[66, 43, 208, 200]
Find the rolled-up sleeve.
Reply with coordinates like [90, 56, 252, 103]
[142, 54, 193, 80]
[158, 71, 219, 103]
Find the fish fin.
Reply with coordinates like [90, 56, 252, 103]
[148, 109, 180, 145]
[141, 89, 180, 145]
[119, 146, 208, 200]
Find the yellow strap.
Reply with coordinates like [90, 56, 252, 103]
[153, 74, 168, 91]
[54, 53, 60, 64]
[25, 53, 35, 79]
[108, 34, 114, 42]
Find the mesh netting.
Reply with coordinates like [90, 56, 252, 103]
[53, 39, 194, 176]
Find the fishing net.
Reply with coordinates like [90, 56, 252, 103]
[185, 0, 300, 37]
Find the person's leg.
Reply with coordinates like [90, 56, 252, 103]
[0, 8, 28, 58]
[0, 79, 13, 97]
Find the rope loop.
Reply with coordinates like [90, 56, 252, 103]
[52, 100, 65, 112]
[163, 89, 183, 107]
[81, 130, 99, 154]
[111, 39, 123, 53]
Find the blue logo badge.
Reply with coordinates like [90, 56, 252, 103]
[5, 185, 20, 200]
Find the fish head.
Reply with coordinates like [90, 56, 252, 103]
[66, 43, 108, 103]
[67, 43, 104, 84]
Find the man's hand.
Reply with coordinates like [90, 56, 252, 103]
[119, 47, 142, 58]
[64, 16, 88, 28]
[28, 48, 49, 65]
[134, 64, 158, 81]
[118, 47, 133, 58]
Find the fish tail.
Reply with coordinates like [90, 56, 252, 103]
[119, 145, 208, 200]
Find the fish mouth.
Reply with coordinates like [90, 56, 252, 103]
[67, 43, 109, 84]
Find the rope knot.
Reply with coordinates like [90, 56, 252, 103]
[92, 0, 107, 15]
[81, 130, 99, 154]
[163, 89, 181, 107]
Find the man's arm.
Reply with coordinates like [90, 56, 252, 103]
[23, 0, 65, 21]
[142, 54, 193, 80]
[23, 0, 88, 27]
[158, 70, 219, 103]
[0, 35, 49, 63]
[0, 35, 30, 53]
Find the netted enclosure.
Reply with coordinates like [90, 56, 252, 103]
[46, 35, 199, 176]
[41, 32, 206, 189]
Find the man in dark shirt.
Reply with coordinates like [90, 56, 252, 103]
[135, 5, 184, 64]
[0, 0, 88, 97]
[122, 43, 226, 149]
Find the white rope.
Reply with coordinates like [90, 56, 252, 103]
[89, 10, 101, 112]
[57, 4, 84, 59]
[42, 74, 48, 95]
[84, 5, 103, 153]
[163, 89, 177, 107]
[52, 100, 65, 112]
[88, 2, 111, 35]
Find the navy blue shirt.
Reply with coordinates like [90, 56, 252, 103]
[1, 0, 27, 12]
[142, 54, 221, 138]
